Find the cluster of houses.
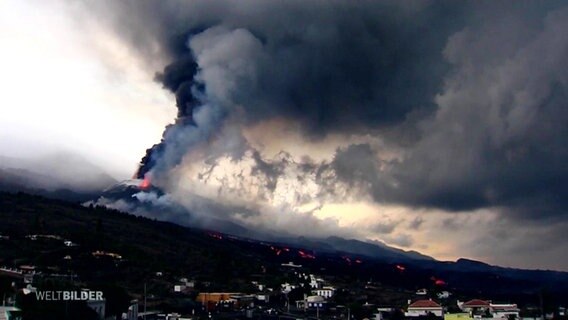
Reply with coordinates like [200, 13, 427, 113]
[2, 232, 565, 320]
[281, 262, 338, 311]
[404, 298, 520, 320]
[193, 263, 338, 313]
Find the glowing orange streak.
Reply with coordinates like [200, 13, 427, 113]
[140, 175, 151, 189]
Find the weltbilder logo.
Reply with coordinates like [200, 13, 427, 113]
[34, 291, 104, 301]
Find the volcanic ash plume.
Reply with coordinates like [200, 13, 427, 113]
[135, 27, 260, 184]
[135, 52, 201, 180]
[88, 1, 568, 260]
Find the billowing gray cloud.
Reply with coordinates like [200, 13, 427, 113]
[104, 0, 469, 179]
[326, 5, 568, 220]
[82, 0, 568, 269]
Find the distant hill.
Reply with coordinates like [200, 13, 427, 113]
[324, 236, 433, 261]
[0, 153, 117, 202]
[0, 167, 103, 202]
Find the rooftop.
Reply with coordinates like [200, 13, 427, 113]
[463, 299, 490, 307]
[409, 300, 442, 308]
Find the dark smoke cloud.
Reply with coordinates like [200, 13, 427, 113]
[122, 0, 467, 178]
[86, 0, 568, 268]
[167, 2, 564, 212]
[324, 5, 568, 221]
[174, 1, 463, 131]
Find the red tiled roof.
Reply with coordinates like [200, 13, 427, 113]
[409, 300, 442, 308]
[463, 299, 490, 307]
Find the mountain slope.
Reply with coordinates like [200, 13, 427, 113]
[2, 191, 568, 303]
[90, 180, 433, 262]
[324, 236, 433, 261]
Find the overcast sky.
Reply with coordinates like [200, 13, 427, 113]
[1, 0, 568, 271]
[0, 0, 175, 177]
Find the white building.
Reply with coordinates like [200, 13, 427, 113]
[308, 274, 325, 289]
[406, 300, 443, 318]
[459, 299, 490, 313]
[296, 295, 327, 310]
[458, 299, 520, 319]
[313, 286, 335, 298]
[490, 303, 520, 319]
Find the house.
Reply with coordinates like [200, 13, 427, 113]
[406, 299, 444, 318]
[296, 295, 329, 311]
[459, 299, 491, 316]
[457, 299, 519, 319]
[313, 286, 335, 298]
[490, 303, 519, 319]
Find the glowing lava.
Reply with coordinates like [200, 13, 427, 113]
[435, 279, 447, 286]
[139, 175, 151, 189]
[298, 250, 316, 259]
